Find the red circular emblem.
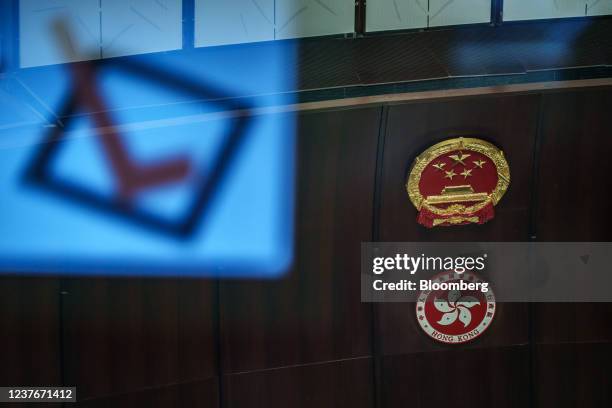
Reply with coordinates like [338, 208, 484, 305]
[406, 138, 510, 228]
[416, 271, 496, 344]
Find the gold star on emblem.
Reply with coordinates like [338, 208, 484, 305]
[444, 170, 457, 180]
[460, 168, 473, 179]
[449, 152, 471, 166]
[432, 162, 446, 171]
[473, 160, 486, 168]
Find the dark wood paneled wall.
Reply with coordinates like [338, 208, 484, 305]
[219, 108, 380, 408]
[0, 277, 62, 408]
[531, 89, 612, 408]
[60, 278, 218, 407]
[1, 86, 611, 408]
[374, 95, 538, 408]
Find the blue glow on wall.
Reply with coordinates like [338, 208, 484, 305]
[0, 43, 296, 278]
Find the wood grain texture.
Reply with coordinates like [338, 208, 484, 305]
[378, 94, 539, 243]
[533, 88, 612, 343]
[61, 278, 217, 404]
[379, 346, 530, 408]
[533, 302, 612, 345]
[218, 108, 381, 376]
[223, 358, 374, 408]
[532, 88, 612, 406]
[535, 88, 612, 242]
[0, 277, 61, 386]
[375, 95, 539, 356]
[72, 378, 218, 408]
[2, 85, 612, 407]
[533, 343, 612, 408]
[0, 277, 61, 408]
[372, 95, 538, 408]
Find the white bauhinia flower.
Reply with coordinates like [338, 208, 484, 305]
[434, 292, 480, 327]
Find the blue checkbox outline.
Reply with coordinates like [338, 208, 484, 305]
[22, 58, 254, 240]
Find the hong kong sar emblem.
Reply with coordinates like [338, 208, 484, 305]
[416, 271, 496, 344]
[406, 137, 510, 228]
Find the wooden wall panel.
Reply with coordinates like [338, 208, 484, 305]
[218, 108, 381, 407]
[535, 88, 612, 242]
[533, 343, 612, 408]
[61, 278, 218, 407]
[374, 95, 539, 408]
[533, 302, 612, 345]
[3, 85, 612, 408]
[378, 95, 539, 243]
[532, 88, 612, 407]
[379, 346, 530, 408]
[72, 379, 219, 408]
[0, 277, 62, 396]
[533, 89, 612, 346]
[376, 95, 539, 352]
[223, 358, 373, 408]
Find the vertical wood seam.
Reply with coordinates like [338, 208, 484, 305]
[526, 93, 547, 408]
[370, 104, 388, 408]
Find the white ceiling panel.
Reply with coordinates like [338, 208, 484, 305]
[195, 0, 354, 46]
[195, 0, 275, 47]
[586, 0, 612, 16]
[428, 0, 491, 27]
[366, 0, 428, 32]
[365, 0, 490, 32]
[19, 0, 101, 67]
[20, 0, 182, 67]
[503, 0, 586, 21]
[274, 0, 355, 40]
[101, 0, 182, 58]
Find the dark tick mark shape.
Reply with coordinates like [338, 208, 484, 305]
[24, 58, 253, 238]
[69, 62, 192, 200]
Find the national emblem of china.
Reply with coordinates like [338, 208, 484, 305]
[416, 271, 496, 344]
[406, 137, 510, 228]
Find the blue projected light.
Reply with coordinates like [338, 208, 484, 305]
[0, 47, 296, 277]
